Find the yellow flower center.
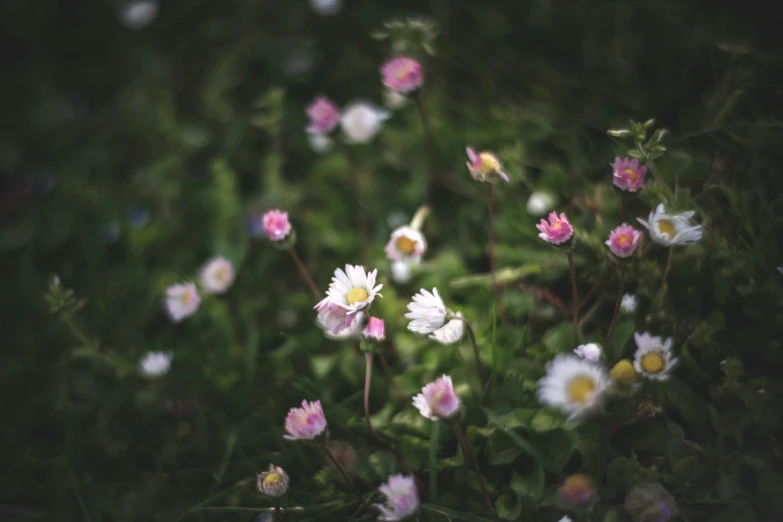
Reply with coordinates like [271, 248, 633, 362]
[396, 235, 417, 254]
[610, 360, 636, 387]
[181, 292, 192, 305]
[264, 473, 282, 487]
[567, 376, 596, 404]
[347, 287, 369, 305]
[657, 219, 675, 239]
[563, 473, 593, 491]
[641, 352, 665, 374]
[617, 234, 630, 245]
[215, 267, 228, 282]
[623, 168, 637, 182]
[478, 152, 501, 175]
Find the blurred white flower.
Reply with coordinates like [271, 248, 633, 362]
[320, 311, 365, 340]
[526, 191, 555, 216]
[574, 343, 601, 361]
[537, 354, 609, 420]
[117, 0, 159, 30]
[385, 226, 426, 263]
[558, 517, 573, 522]
[165, 282, 200, 322]
[391, 261, 413, 284]
[308, 132, 332, 153]
[340, 101, 390, 144]
[777, 266, 783, 276]
[621, 293, 637, 313]
[139, 351, 172, 378]
[309, 0, 342, 16]
[429, 313, 464, 345]
[200, 257, 234, 295]
[405, 288, 447, 334]
[384, 89, 408, 110]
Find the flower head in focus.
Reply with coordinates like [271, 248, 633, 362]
[429, 312, 464, 345]
[606, 223, 642, 258]
[381, 56, 423, 94]
[612, 157, 647, 192]
[526, 191, 556, 216]
[315, 265, 383, 335]
[283, 400, 327, 440]
[633, 332, 677, 381]
[257, 465, 290, 497]
[306, 97, 340, 134]
[200, 256, 234, 295]
[340, 101, 390, 144]
[413, 375, 461, 421]
[537, 212, 574, 245]
[465, 147, 509, 183]
[574, 343, 601, 362]
[374, 474, 419, 521]
[139, 351, 172, 378]
[385, 226, 427, 264]
[262, 210, 292, 242]
[165, 282, 201, 323]
[637, 204, 702, 246]
[621, 293, 637, 313]
[537, 354, 609, 420]
[405, 288, 447, 334]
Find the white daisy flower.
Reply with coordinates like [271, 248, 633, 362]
[340, 101, 390, 144]
[165, 282, 201, 322]
[405, 288, 448, 334]
[558, 517, 573, 522]
[526, 191, 556, 216]
[139, 351, 172, 378]
[637, 204, 703, 246]
[429, 312, 464, 344]
[633, 332, 678, 381]
[384, 89, 408, 110]
[315, 265, 383, 335]
[620, 293, 637, 313]
[574, 343, 601, 361]
[391, 261, 413, 284]
[385, 226, 427, 263]
[308, 131, 332, 154]
[200, 256, 235, 295]
[537, 354, 609, 420]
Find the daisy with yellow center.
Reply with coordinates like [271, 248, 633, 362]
[537, 354, 609, 420]
[314, 265, 383, 335]
[257, 464, 290, 497]
[164, 282, 201, 323]
[199, 256, 235, 295]
[384, 225, 427, 263]
[637, 204, 702, 246]
[632, 332, 677, 381]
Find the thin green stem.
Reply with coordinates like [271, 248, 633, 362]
[459, 318, 486, 389]
[645, 156, 676, 202]
[429, 421, 440, 504]
[487, 184, 503, 321]
[289, 248, 321, 300]
[566, 250, 580, 346]
[451, 421, 498, 522]
[413, 90, 437, 203]
[319, 442, 373, 511]
[654, 248, 674, 311]
[66, 315, 95, 352]
[604, 276, 625, 360]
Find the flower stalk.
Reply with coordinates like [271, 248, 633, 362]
[288, 248, 321, 299]
[566, 250, 580, 346]
[458, 317, 486, 389]
[318, 442, 372, 511]
[604, 276, 625, 359]
[487, 184, 502, 319]
[413, 90, 437, 202]
[451, 421, 498, 521]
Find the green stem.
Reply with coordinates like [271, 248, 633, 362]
[644, 156, 676, 202]
[459, 318, 486, 390]
[654, 248, 674, 311]
[413, 90, 437, 203]
[66, 315, 96, 352]
[604, 276, 625, 360]
[566, 250, 580, 346]
[319, 442, 373, 511]
[487, 184, 503, 321]
[451, 421, 498, 522]
[429, 421, 440, 503]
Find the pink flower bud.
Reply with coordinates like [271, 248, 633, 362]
[306, 97, 340, 134]
[536, 212, 574, 245]
[605, 223, 642, 258]
[283, 400, 327, 440]
[363, 317, 385, 341]
[380, 57, 423, 93]
[262, 209, 292, 241]
[612, 157, 647, 192]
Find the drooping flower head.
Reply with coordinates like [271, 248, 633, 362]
[315, 265, 383, 335]
[139, 351, 172, 378]
[412, 375, 461, 421]
[381, 56, 423, 94]
[320, 311, 365, 340]
[612, 157, 647, 192]
[405, 287, 447, 334]
[606, 223, 642, 258]
[165, 282, 201, 323]
[262, 210, 292, 241]
[559, 473, 596, 509]
[537, 211, 574, 245]
[200, 256, 235, 294]
[429, 312, 464, 345]
[374, 474, 419, 521]
[621, 293, 637, 313]
[537, 354, 609, 420]
[363, 317, 386, 342]
[257, 465, 290, 497]
[465, 147, 509, 183]
[340, 101, 390, 144]
[633, 332, 677, 381]
[385, 226, 427, 263]
[574, 343, 602, 362]
[637, 204, 702, 246]
[306, 97, 340, 134]
[283, 400, 327, 440]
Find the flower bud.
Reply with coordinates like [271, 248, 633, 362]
[360, 317, 385, 353]
[257, 465, 290, 497]
[611, 359, 637, 389]
[559, 473, 595, 509]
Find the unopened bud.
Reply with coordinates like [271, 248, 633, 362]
[559, 473, 595, 509]
[257, 465, 290, 497]
[611, 359, 637, 390]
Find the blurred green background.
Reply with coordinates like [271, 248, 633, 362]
[1, 1, 782, 521]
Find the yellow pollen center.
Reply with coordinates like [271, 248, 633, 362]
[551, 222, 562, 229]
[611, 360, 636, 387]
[396, 235, 417, 254]
[478, 153, 500, 175]
[347, 287, 369, 305]
[623, 168, 637, 182]
[181, 292, 192, 305]
[641, 353, 665, 374]
[264, 473, 282, 487]
[397, 68, 411, 80]
[657, 219, 675, 239]
[567, 376, 596, 404]
[617, 235, 630, 245]
[215, 267, 227, 282]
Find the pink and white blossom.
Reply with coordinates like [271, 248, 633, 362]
[283, 400, 327, 440]
[536, 212, 574, 245]
[165, 282, 201, 322]
[605, 223, 642, 258]
[200, 256, 235, 294]
[262, 210, 292, 241]
[315, 265, 383, 335]
[465, 147, 509, 183]
[363, 317, 385, 342]
[612, 157, 647, 192]
[374, 474, 419, 521]
[381, 57, 423, 94]
[385, 226, 426, 263]
[306, 97, 340, 134]
[412, 375, 461, 420]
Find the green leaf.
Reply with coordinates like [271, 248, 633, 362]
[606, 457, 632, 492]
[483, 408, 556, 471]
[666, 379, 707, 428]
[486, 432, 523, 465]
[530, 409, 565, 432]
[484, 408, 537, 430]
[421, 503, 494, 521]
[495, 491, 520, 521]
[509, 461, 545, 501]
[717, 474, 739, 501]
